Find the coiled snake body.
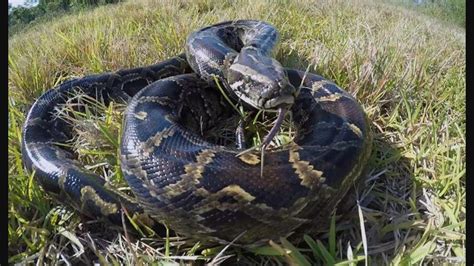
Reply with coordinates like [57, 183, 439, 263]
[22, 20, 371, 245]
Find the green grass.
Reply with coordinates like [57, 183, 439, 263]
[8, 1, 125, 37]
[385, 0, 465, 28]
[8, 0, 465, 264]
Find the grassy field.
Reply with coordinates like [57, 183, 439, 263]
[385, 0, 465, 28]
[8, 0, 465, 264]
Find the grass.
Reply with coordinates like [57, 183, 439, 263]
[385, 0, 465, 28]
[8, 0, 465, 264]
[8, 1, 125, 37]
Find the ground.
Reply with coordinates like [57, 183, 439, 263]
[8, 0, 465, 264]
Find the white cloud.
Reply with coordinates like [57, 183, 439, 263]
[9, 0, 36, 7]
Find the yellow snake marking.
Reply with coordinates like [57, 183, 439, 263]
[121, 154, 148, 180]
[163, 149, 216, 198]
[80, 186, 118, 216]
[54, 152, 90, 190]
[252, 202, 277, 212]
[316, 93, 343, 102]
[138, 96, 173, 105]
[288, 147, 325, 188]
[192, 184, 257, 215]
[238, 153, 260, 165]
[134, 111, 148, 120]
[149, 189, 158, 198]
[194, 187, 210, 197]
[310, 80, 331, 92]
[220, 185, 256, 202]
[58, 174, 67, 190]
[347, 122, 363, 138]
[141, 126, 176, 156]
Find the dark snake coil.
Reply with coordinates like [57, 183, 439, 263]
[22, 20, 372, 245]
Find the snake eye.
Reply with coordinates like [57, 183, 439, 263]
[278, 80, 286, 88]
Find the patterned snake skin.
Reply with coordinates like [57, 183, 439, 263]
[22, 20, 372, 245]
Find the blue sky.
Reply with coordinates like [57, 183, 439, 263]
[9, 0, 25, 7]
[9, 0, 37, 7]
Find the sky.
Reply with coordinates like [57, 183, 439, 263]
[9, 0, 37, 7]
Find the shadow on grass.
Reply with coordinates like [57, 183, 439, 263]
[335, 135, 418, 259]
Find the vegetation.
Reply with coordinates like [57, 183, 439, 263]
[8, 0, 465, 264]
[8, 0, 124, 35]
[387, 0, 465, 28]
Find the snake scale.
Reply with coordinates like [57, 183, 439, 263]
[22, 20, 372, 245]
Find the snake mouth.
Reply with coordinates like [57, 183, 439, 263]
[263, 95, 295, 109]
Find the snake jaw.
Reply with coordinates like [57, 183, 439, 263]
[263, 94, 295, 109]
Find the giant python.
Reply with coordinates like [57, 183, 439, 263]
[21, 20, 372, 245]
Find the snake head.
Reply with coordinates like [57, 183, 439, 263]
[225, 47, 298, 110]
